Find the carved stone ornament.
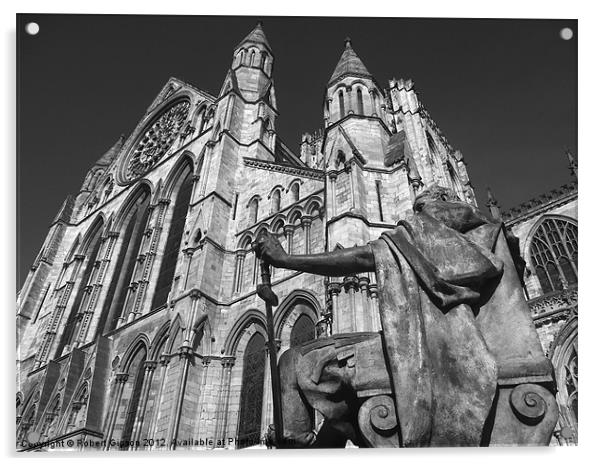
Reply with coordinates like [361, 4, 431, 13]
[121, 99, 191, 183]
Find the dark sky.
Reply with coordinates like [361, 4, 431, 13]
[17, 15, 577, 287]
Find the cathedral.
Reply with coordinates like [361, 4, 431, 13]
[16, 22, 577, 450]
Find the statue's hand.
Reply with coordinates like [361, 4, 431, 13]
[254, 231, 287, 267]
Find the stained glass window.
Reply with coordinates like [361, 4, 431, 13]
[290, 313, 315, 347]
[237, 332, 266, 447]
[56, 222, 103, 358]
[97, 189, 151, 335]
[152, 170, 193, 309]
[530, 218, 578, 294]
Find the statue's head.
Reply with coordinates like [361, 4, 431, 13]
[413, 185, 461, 212]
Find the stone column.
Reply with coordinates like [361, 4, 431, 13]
[213, 358, 235, 447]
[284, 224, 295, 254]
[167, 346, 193, 449]
[358, 276, 371, 331]
[327, 282, 342, 334]
[146, 355, 169, 447]
[345, 161, 356, 211]
[130, 360, 158, 448]
[301, 216, 312, 254]
[343, 276, 360, 332]
[369, 284, 381, 331]
[104, 373, 129, 450]
[370, 89, 377, 117]
[328, 171, 338, 222]
[232, 250, 245, 294]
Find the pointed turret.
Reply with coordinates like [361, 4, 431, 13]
[486, 186, 502, 220]
[236, 21, 272, 53]
[564, 147, 578, 179]
[328, 38, 372, 86]
[94, 135, 124, 167]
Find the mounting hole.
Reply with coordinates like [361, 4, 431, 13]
[560, 27, 573, 40]
[25, 22, 40, 35]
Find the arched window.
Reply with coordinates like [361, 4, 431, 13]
[338, 90, 345, 119]
[260, 52, 267, 70]
[249, 50, 256, 67]
[249, 197, 259, 225]
[237, 332, 266, 447]
[55, 220, 104, 358]
[271, 189, 281, 214]
[357, 88, 364, 115]
[151, 169, 194, 309]
[290, 183, 300, 203]
[97, 188, 151, 336]
[236, 49, 245, 67]
[530, 218, 578, 294]
[290, 314, 315, 347]
[120, 347, 147, 450]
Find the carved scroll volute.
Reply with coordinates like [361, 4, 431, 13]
[510, 383, 559, 427]
[358, 395, 400, 447]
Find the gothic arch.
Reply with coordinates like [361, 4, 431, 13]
[254, 224, 270, 241]
[223, 309, 267, 355]
[304, 196, 323, 216]
[269, 215, 286, 232]
[113, 181, 154, 231]
[119, 335, 150, 373]
[161, 153, 195, 199]
[286, 178, 302, 200]
[96, 182, 152, 336]
[149, 321, 171, 360]
[524, 215, 578, 294]
[274, 289, 321, 339]
[524, 214, 578, 258]
[65, 234, 81, 263]
[78, 214, 106, 254]
[165, 313, 185, 354]
[55, 215, 106, 358]
[237, 232, 254, 250]
[287, 207, 304, 225]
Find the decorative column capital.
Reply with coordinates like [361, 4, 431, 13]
[369, 283, 379, 299]
[143, 360, 158, 372]
[328, 170, 338, 181]
[327, 282, 342, 296]
[221, 357, 235, 368]
[358, 276, 370, 291]
[177, 345, 194, 361]
[115, 373, 129, 384]
[188, 288, 203, 300]
[343, 275, 360, 292]
[301, 216, 312, 227]
[283, 224, 295, 235]
[159, 354, 170, 367]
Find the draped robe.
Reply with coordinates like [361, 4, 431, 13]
[369, 200, 505, 447]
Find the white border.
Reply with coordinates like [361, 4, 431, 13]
[3, 1, 598, 465]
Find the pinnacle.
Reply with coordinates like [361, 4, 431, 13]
[237, 21, 272, 52]
[329, 37, 372, 85]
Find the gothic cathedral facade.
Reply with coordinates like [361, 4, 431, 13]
[16, 23, 577, 450]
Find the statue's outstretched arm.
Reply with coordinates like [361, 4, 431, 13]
[254, 232, 375, 277]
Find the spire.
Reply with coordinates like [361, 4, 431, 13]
[236, 21, 272, 52]
[94, 135, 124, 167]
[486, 186, 502, 220]
[564, 147, 578, 179]
[328, 37, 372, 86]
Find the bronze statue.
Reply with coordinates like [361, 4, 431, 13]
[255, 185, 558, 448]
